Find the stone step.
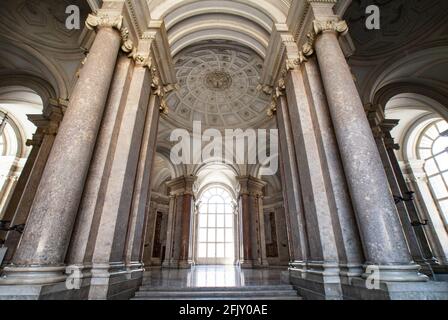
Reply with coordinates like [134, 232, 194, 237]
[135, 289, 297, 297]
[132, 296, 302, 300]
[138, 285, 295, 292]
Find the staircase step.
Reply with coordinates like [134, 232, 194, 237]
[134, 290, 297, 298]
[131, 296, 302, 300]
[138, 285, 294, 292]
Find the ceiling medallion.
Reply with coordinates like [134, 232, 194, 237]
[204, 71, 232, 91]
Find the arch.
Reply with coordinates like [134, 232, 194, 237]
[149, 0, 287, 24]
[0, 38, 68, 100]
[368, 46, 448, 106]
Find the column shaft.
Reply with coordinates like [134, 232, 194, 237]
[5, 26, 121, 282]
[314, 29, 425, 281]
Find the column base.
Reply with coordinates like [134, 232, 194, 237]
[347, 277, 448, 300]
[240, 260, 255, 269]
[289, 261, 343, 300]
[0, 265, 67, 285]
[361, 263, 428, 282]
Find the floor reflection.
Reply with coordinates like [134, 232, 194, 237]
[144, 265, 288, 288]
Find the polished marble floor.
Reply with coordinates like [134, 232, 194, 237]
[143, 265, 289, 288]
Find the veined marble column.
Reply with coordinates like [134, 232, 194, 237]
[87, 45, 154, 299]
[312, 17, 426, 281]
[163, 176, 196, 268]
[3, 109, 62, 263]
[162, 194, 177, 267]
[276, 95, 308, 264]
[367, 107, 435, 275]
[238, 176, 267, 268]
[1, 11, 124, 284]
[67, 54, 134, 269]
[125, 93, 160, 273]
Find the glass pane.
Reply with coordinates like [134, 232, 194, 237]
[217, 204, 225, 213]
[425, 159, 439, 176]
[225, 215, 233, 228]
[199, 228, 207, 242]
[208, 214, 216, 227]
[198, 243, 207, 258]
[420, 136, 433, 148]
[216, 214, 224, 227]
[225, 243, 234, 258]
[419, 148, 432, 160]
[426, 126, 440, 139]
[199, 203, 207, 213]
[216, 243, 225, 257]
[435, 153, 448, 171]
[207, 229, 216, 242]
[199, 215, 207, 227]
[225, 229, 233, 242]
[436, 121, 448, 133]
[207, 244, 215, 257]
[209, 204, 217, 214]
[429, 175, 448, 199]
[216, 229, 224, 242]
[439, 200, 448, 222]
[224, 204, 233, 213]
[433, 137, 448, 155]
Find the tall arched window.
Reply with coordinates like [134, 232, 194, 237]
[196, 187, 235, 264]
[417, 119, 448, 222]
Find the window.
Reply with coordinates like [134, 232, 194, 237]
[418, 120, 448, 222]
[197, 187, 235, 264]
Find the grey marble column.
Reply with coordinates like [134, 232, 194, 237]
[3, 118, 59, 263]
[67, 54, 134, 267]
[162, 194, 176, 267]
[1, 23, 122, 284]
[276, 95, 308, 263]
[238, 176, 267, 268]
[314, 24, 426, 282]
[302, 57, 364, 278]
[125, 94, 160, 271]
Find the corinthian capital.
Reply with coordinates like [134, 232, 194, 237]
[85, 12, 123, 31]
[313, 19, 348, 36]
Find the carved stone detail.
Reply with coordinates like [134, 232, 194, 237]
[267, 78, 286, 117]
[85, 12, 123, 32]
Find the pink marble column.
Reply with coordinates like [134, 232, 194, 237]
[3, 123, 57, 263]
[125, 93, 160, 271]
[67, 54, 134, 267]
[276, 95, 308, 263]
[314, 23, 426, 282]
[1, 23, 122, 284]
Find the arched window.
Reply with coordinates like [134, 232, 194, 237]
[417, 119, 448, 221]
[196, 187, 235, 264]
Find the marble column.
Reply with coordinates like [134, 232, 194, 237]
[66, 54, 134, 269]
[238, 176, 267, 268]
[142, 196, 161, 266]
[124, 92, 160, 273]
[164, 176, 196, 268]
[87, 49, 154, 299]
[313, 17, 426, 281]
[402, 161, 448, 265]
[3, 109, 62, 263]
[1, 12, 123, 284]
[367, 107, 436, 275]
[162, 194, 177, 267]
[284, 68, 340, 275]
[301, 57, 364, 279]
[276, 95, 308, 264]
